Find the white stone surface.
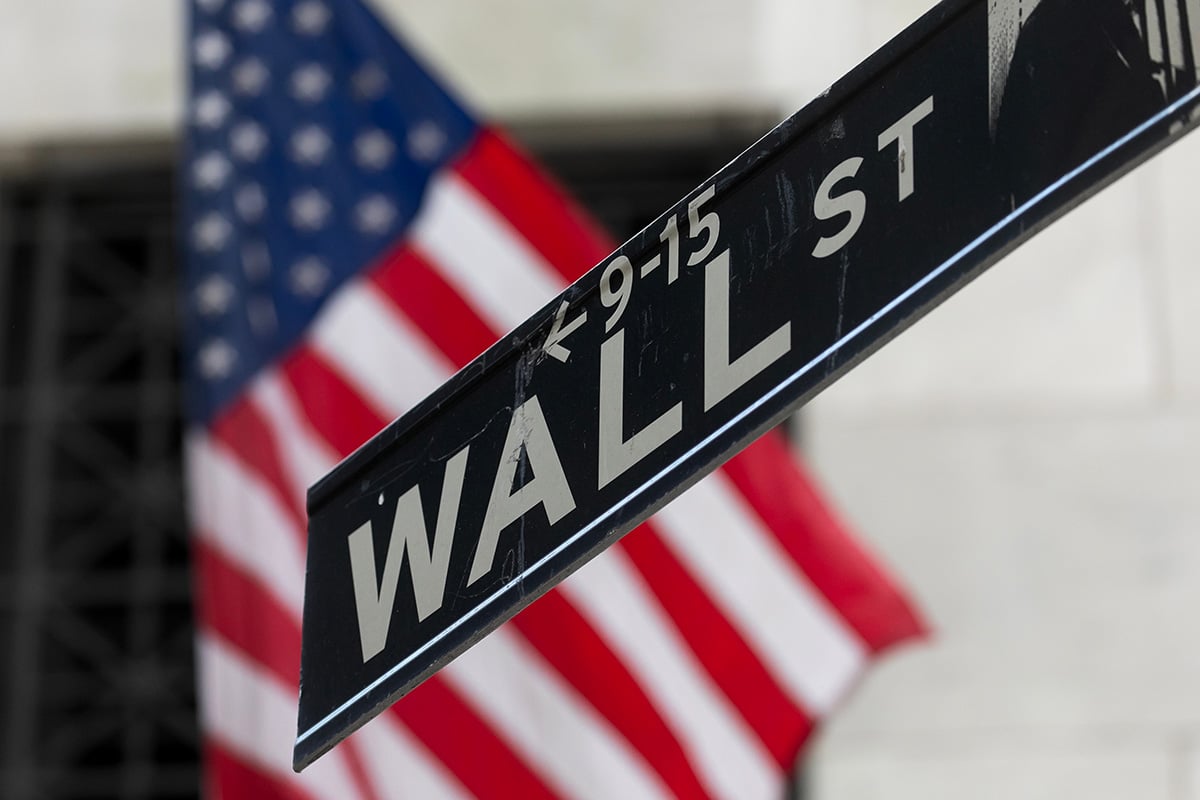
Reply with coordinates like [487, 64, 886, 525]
[807, 412, 1200, 732]
[1189, 744, 1200, 800]
[752, 0, 870, 114]
[866, 3, 938, 47]
[811, 741, 1175, 800]
[0, 0, 182, 145]
[1148, 129, 1200, 400]
[384, 0, 760, 118]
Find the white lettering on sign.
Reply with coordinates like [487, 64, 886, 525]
[703, 249, 793, 410]
[878, 95, 935, 202]
[686, 186, 720, 267]
[600, 256, 635, 332]
[658, 214, 681, 284]
[811, 157, 867, 259]
[596, 183, 725, 332]
[348, 447, 470, 662]
[469, 395, 577, 585]
[349, 395, 578, 663]
[598, 328, 683, 488]
[811, 96, 936, 258]
[543, 300, 588, 363]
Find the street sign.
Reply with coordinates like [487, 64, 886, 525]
[296, 0, 1200, 770]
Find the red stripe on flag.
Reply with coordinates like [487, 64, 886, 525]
[390, 678, 559, 800]
[206, 742, 317, 800]
[369, 246, 498, 368]
[211, 397, 307, 532]
[509, 588, 714, 800]
[454, 130, 614, 284]
[194, 539, 300, 685]
[617, 526, 815, 769]
[337, 737, 383, 800]
[721, 431, 927, 653]
[279, 349, 391, 457]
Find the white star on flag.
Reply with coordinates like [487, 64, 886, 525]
[232, 0, 273, 33]
[192, 152, 233, 192]
[289, 257, 331, 296]
[192, 212, 232, 252]
[230, 121, 269, 162]
[289, 189, 331, 230]
[290, 125, 332, 166]
[354, 194, 397, 234]
[352, 62, 388, 100]
[193, 30, 232, 70]
[234, 183, 268, 223]
[408, 120, 447, 162]
[198, 339, 238, 380]
[195, 274, 237, 316]
[353, 129, 395, 170]
[291, 64, 332, 104]
[231, 58, 269, 96]
[292, 0, 331, 36]
[193, 91, 232, 130]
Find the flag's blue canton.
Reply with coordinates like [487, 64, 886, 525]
[183, 0, 477, 425]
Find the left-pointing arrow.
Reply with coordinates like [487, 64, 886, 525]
[543, 300, 588, 363]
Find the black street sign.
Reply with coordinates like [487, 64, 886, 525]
[295, 0, 1200, 770]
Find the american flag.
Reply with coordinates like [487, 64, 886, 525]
[182, 0, 925, 797]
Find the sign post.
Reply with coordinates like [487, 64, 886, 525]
[295, 0, 1200, 770]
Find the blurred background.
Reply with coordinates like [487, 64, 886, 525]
[1, 0, 1198, 798]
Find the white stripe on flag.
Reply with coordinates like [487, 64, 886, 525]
[655, 472, 867, 714]
[561, 549, 780, 800]
[352, 715, 473, 800]
[445, 626, 673, 800]
[198, 632, 363, 800]
[250, 370, 341, 505]
[309, 280, 454, 419]
[412, 171, 566, 334]
[186, 431, 306, 612]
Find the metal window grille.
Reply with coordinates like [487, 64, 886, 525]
[0, 168, 199, 800]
